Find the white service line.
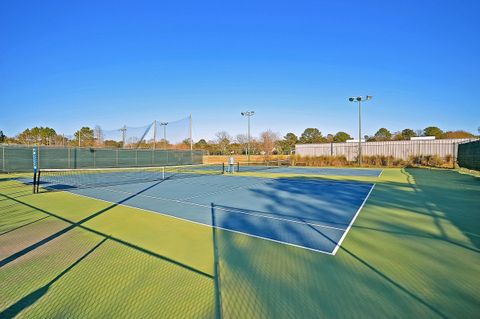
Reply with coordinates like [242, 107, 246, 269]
[331, 183, 376, 255]
[92, 185, 348, 232]
[55, 189, 335, 255]
[181, 179, 270, 201]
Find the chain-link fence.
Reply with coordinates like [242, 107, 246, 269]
[0, 145, 204, 173]
[458, 140, 480, 171]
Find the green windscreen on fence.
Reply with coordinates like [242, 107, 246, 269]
[0, 145, 204, 172]
[457, 140, 480, 171]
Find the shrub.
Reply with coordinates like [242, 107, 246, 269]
[292, 154, 449, 168]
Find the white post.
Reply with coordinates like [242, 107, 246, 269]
[189, 114, 193, 151]
[153, 120, 157, 150]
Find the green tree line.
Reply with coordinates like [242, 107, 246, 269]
[0, 126, 477, 156]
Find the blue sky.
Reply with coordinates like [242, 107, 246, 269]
[1, 0, 479, 141]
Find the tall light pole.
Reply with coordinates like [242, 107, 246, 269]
[348, 96, 372, 166]
[160, 122, 168, 150]
[241, 111, 255, 162]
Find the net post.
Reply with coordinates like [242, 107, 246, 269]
[33, 172, 37, 194]
[36, 170, 41, 193]
[32, 147, 38, 194]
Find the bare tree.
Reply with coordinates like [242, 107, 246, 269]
[236, 134, 248, 154]
[215, 131, 231, 155]
[259, 130, 279, 155]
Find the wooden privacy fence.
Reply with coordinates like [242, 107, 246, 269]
[295, 138, 478, 161]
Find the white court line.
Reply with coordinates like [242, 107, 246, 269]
[182, 179, 271, 201]
[40, 180, 347, 232]
[331, 183, 376, 255]
[378, 169, 384, 177]
[181, 174, 371, 201]
[40, 178, 375, 255]
[90, 185, 348, 232]
[50, 189, 335, 255]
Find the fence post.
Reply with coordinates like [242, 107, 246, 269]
[452, 142, 456, 169]
[2, 147, 4, 172]
[330, 143, 333, 156]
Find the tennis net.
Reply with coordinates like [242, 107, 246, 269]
[236, 159, 290, 172]
[33, 163, 225, 193]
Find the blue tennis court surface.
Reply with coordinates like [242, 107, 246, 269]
[239, 165, 383, 177]
[59, 174, 374, 255]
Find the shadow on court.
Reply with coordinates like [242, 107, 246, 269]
[209, 168, 479, 318]
[0, 180, 219, 318]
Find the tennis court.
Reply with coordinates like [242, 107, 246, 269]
[237, 164, 383, 177]
[32, 166, 376, 254]
[1, 167, 479, 318]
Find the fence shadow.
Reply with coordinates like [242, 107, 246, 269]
[207, 170, 477, 318]
[0, 238, 107, 318]
[404, 168, 480, 249]
[0, 181, 218, 317]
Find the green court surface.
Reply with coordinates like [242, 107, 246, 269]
[0, 168, 479, 318]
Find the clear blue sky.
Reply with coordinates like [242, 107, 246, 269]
[1, 0, 479, 141]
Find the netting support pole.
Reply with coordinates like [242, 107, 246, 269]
[153, 120, 157, 150]
[189, 114, 193, 151]
[189, 114, 193, 163]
